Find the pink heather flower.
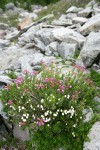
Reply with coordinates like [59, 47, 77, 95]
[57, 89, 60, 92]
[74, 65, 85, 72]
[14, 76, 23, 86]
[19, 122, 26, 126]
[22, 70, 29, 74]
[62, 89, 64, 93]
[4, 84, 10, 90]
[69, 85, 72, 88]
[44, 78, 49, 83]
[32, 71, 38, 75]
[23, 89, 28, 93]
[36, 118, 46, 126]
[8, 100, 13, 105]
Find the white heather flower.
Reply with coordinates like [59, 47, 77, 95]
[41, 115, 44, 118]
[80, 116, 82, 119]
[72, 132, 75, 137]
[49, 111, 52, 114]
[58, 98, 60, 101]
[32, 115, 35, 119]
[64, 95, 67, 98]
[45, 118, 51, 122]
[41, 99, 44, 103]
[60, 109, 62, 112]
[22, 106, 25, 109]
[47, 124, 50, 127]
[44, 112, 48, 116]
[23, 114, 26, 117]
[62, 113, 64, 116]
[21, 96, 23, 99]
[37, 105, 40, 108]
[64, 110, 68, 115]
[26, 114, 29, 118]
[40, 105, 43, 109]
[53, 113, 57, 117]
[66, 123, 67, 126]
[29, 99, 31, 102]
[22, 118, 26, 122]
[30, 105, 33, 108]
[73, 124, 76, 128]
[67, 95, 70, 99]
[57, 109, 60, 112]
[33, 108, 35, 110]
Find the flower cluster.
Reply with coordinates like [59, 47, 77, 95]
[0, 64, 96, 149]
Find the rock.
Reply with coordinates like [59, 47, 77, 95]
[0, 8, 3, 14]
[0, 39, 10, 51]
[80, 14, 100, 35]
[51, 19, 72, 26]
[58, 42, 77, 60]
[66, 6, 83, 13]
[93, 7, 100, 15]
[78, 7, 92, 18]
[94, 96, 100, 103]
[45, 42, 58, 55]
[0, 23, 9, 30]
[83, 108, 93, 122]
[83, 122, 100, 150]
[13, 125, 29, 142]
[0, 30, 6, 39]
[17, 16, 32, 30]
[0, 115, 9, 140]
[19, 11, 37, 20]
[34, 38, 45, 52]
[0, 75, 12, 85]
[72, 17, 88, 25]
[66, 13, 77, 19]
[5, 3, 15, 10]
[31, 5, 43, 12]
[85, 0, 96, 8]
[78, 32, 100, 67]
[52, 27, 86, 48]
[35, 28, 55, 46]
[59, 15, 68, 21]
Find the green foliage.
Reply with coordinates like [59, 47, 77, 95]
[90, 69, 100, 87]
[6, 70, 17, 79]
[0, 64, 97, 150]
[74, 49, 80, 59]
[0, 14, 19, 27]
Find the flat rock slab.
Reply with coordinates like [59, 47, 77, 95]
[79, 32, 100, 67]
[83, 122, 100, 150]
[52, 27, 86, 48]
[80, 14, 100, 35]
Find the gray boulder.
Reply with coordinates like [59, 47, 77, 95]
[83, 122, 100, 150]
[66, 6, 83, 13]
[58, 42, 77, 60]
[35, 28, 55, 46]
[0, 23, 9, 30]
[80, 14, 100, 35]
[13, 125, 29, 142]
[52, 28, 86, 48]
[72, 17, 88, 25]
[5, 3, 15, 10]
[51, 19, 72, 27]
[79, 32, 100, 67]
[0, 8, 3, 14]
[78, 7, 92, 18]
[66, 13, 77, 19]
[45, 42, 58, 55]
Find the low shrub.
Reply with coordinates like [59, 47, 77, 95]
[0, 64, 96, 150]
